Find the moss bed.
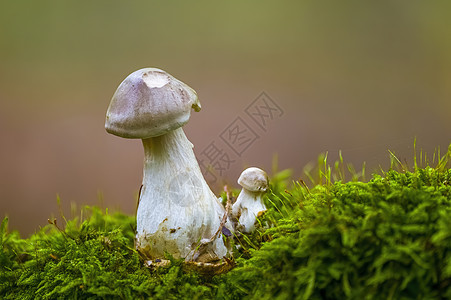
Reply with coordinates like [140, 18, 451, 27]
[1, 147, 451, 299]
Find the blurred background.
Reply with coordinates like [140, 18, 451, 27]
[1, 1, 450, 236]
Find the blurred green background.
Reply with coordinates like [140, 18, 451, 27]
[1, 1, 450, 235]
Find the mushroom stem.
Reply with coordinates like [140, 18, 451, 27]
[136, 127, 227, 262]
[232, 188, 266, 233]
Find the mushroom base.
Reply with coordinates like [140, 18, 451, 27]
[136, 224, 228, 263]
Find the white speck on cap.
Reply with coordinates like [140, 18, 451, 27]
[142, 71, 170, 88]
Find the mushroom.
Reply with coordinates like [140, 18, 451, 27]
[105, 68, 229, 262]
[231, 167, 269, 233]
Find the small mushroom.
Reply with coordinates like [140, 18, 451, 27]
[105, 68, 229, 262]
[232, 167, 269, 233]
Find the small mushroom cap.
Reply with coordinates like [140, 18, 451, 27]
[238, 167, 269, 192]
[105, 68, 201, 139]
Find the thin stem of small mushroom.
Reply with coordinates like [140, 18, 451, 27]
[135, 127, 228, 262]
[232, 188, 267, 233]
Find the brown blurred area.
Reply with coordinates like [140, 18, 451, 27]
[1, 1, 450, 236]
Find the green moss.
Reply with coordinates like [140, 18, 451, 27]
[1, 145, 451, 299]
[222, 167, 451, 299]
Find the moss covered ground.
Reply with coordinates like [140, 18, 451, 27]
[1, 145, 451, 299]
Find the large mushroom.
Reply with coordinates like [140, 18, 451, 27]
[105, 68, 229, 263]
[232, 167, 269, 233]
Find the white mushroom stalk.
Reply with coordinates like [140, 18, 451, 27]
[232, 167, 269, 233]
[105, 68, 229, 263]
